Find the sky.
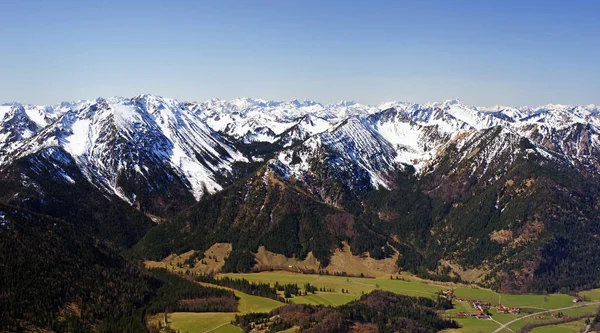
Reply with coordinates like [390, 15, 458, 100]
[1, 0, 599, 106]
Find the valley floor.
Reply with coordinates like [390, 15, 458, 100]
[147, 271, 600, 333]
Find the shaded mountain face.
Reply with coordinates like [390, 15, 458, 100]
[416, 126, 600, 292]
[0, 203, 155, 331]
[0, 146, 155, 249]
[3, 95, 600, 292]
[0, 203, 239, 332]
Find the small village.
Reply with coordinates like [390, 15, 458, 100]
[437, 289, 583, 321]
[453, 301, 521, 320]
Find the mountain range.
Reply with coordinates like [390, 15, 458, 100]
[2, 94, 600, 294]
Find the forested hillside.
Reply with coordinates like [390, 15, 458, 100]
[134, 127, 600, 294]
[4, 95, 600, 300]
[0, 149, 153, 249]
[0, 204, 237, 332]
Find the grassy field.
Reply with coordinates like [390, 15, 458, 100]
[442, 318, 500, 333]
[166, 312, 239, 333]
[444, 303, 596, 333]
[290, 292, 358, 306]
[221, 271, 445, 299]
[150, 286, 283, 333]
[531, 327, 574, 333]
[220, 271, 600, 332]
[220, 271, 584, 310]
[234, 290, 283, 313]
[581, 288, 600, 301]
[530, 319, 588, 333]
[152, 270, 600, 333]
[505, 304, 597, 332]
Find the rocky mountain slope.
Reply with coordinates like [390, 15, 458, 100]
[2, 95, 600, 292]
[1, 95, 247, 216]
[3, 96, 599, 210]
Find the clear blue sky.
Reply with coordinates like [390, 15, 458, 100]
[1, 0, 598, 106]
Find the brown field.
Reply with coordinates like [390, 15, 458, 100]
[325, 241, 398, 277]
[254, 245, 320, 271]
[147, 241, 398, 278]
[144, 243, 232, 274]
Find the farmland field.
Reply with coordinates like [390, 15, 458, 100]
[290, 292, 358, 306]
[505, 304, 597, 332]
[148, 286, 283, 333]
[153, 271, 600, 333]
[530, 319, 588, 333]
[220, 271, 588, 310]
[442, 318, 500, 333]
[166, 312, 238, 333]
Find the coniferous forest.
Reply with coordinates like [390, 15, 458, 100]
[0, 204, 237, 332]
[3, 2, 600, 332]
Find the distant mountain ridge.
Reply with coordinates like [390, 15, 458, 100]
[2, 95, 599, 205]
[3, 94, 600, 293]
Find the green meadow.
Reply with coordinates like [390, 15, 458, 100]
[161, 271, 600, 333]
[530, 319, 589, 333]
[161, 288, 283, 333]
[166, 312, 239, 333]
[220, 271, 585, 310]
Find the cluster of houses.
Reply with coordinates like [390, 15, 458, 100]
[471, 301, 491, 311]
[452, 298, 521, 320]
[447, 291, 585, 321]
[455, 311, 490, 319]
[496, 305, 521, 315]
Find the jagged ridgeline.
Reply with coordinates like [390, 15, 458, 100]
[2, 96, 600, 293]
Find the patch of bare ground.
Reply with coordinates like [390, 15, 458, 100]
[253, 246, 321, 272]
[254, 241, 398, 277]
[146, 240, 402, 278]
[56, 303, 81, 324]
[440, 259, 487, 283]
[513, 217, 544, 246]
[144, 243, 232, 274]
[325, 241, 398, 277]
[144, 212, 166, 224]
[490, 229, 514, 245]
[350, 323, 378, 332]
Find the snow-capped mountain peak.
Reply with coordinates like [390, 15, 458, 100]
[3, 95, 247, 206]
[2, 94, 599, 213]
